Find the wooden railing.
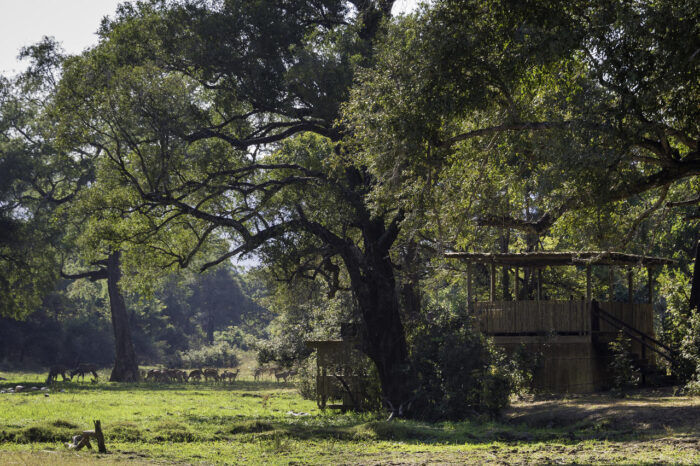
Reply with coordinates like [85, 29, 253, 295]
[475, 300, 653, 337]
[593, 302, 674, 364]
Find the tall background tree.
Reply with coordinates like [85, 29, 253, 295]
[48, 0, 421, 410]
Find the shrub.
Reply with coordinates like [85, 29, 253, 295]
[295, 356, 317, 401]
[177, 341, 240, 368]
[608, 331, 641, 397]
[407, 311, 512, 420]
[505, 343, 544, 396]
[214, 326, 257, 351]
[675, 312, 700, 394]
[658, 271, 697, 382]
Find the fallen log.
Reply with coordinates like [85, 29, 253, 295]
[65, 420, 107, 453]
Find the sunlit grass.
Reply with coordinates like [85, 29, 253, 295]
[1, 370, 699, 464]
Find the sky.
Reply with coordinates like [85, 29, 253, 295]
[0, 0, 420, 75]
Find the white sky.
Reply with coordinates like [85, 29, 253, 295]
[0, 0, 420, 76]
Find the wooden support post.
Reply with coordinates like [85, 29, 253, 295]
[490, 262, 496, 302]
[628, 268, 634, 303]
[586, 265, 592, 303]
[514, 267, 519, 301]
[502, 265, 510, 300]
[608, 266, 614, 302]
[466, 262, 473, 311]
[537, 268, 542, 301]
[647, 267, 653, 304]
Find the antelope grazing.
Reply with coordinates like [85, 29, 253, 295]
[221, 369, 239, 383]
[274, 370, 289, 383]
[71, 363, 98, 382]
[188, 369, 203, 382]
[203, 368, 220, 382]
[274, 369, 298, 383]
[254, 366, 281, 381]
[168, 369, 187, 382]
[145, 369, 172, 382]
[46, 365, 71, 384]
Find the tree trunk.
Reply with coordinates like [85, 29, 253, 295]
[690, 240, 700, 314]
[107, 251, 140, 382]
[343, 238, 411, 414]
[356, 272, 410, 412]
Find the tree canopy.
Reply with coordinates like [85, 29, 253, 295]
[1, 0, 698, 416]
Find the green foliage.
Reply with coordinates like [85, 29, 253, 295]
[177, 341, 240, 369]
[254, 276, 354, 368]
[0, 263, 266, 369]
[658, 270, 698, 382]
[295, 356, 317, 401]
[408, 311, 512, 420]
[676, 311, 700, 393]
[608, 332, 641, 397]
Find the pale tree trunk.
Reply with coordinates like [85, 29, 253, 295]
[107, 251, 140, 382]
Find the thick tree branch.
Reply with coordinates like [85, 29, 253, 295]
[60, 268, 108, 282]
[619, 185, 669, 247]
[667, 194, 700, 208]
[440, 120, 610, 148]
[198, 220, 303, 272]
[479, 156, 700, 234]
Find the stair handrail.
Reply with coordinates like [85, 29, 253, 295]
[591, 301, 676, 364]
[594, 303, 674, 352]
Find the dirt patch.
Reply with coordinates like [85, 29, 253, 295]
[504, 387, 700, 434]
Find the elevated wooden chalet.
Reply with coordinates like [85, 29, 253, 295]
[445, 251, 676, 392]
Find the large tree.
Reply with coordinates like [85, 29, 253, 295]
[0, 39, 145, 381]
[52, 0, 417, 410]
[346, 0, 698, 262]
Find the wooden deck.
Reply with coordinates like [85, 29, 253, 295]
[476, 300, 653, 337]
[476, 300, 656, 392]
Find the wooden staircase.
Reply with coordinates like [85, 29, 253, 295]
[593, 300, 680, 387]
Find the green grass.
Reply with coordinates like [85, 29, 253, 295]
[1, 370, 699, 464]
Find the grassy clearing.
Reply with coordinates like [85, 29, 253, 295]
[1, 370, 700, 464]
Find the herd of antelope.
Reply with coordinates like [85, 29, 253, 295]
[142, 368, 240, 383]
[46, 363, 99, 384]
[46, 364, 297, 385]
[253, 366, 298, 383]
[144, 366, 297, 383]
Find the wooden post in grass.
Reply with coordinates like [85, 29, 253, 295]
[94, 420, 106, 453]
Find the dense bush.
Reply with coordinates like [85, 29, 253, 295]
[608, 332, 641, 397]
[214, 326, 258, 352]
[676, 312, 700, 395]
[177, 342, 240, 368]
[658, 271, 698, 383]
[407, 311, 513, 420]
[295, 356, 317, 400]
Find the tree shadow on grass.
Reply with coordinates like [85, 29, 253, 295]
[0, 379, 294, 393]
